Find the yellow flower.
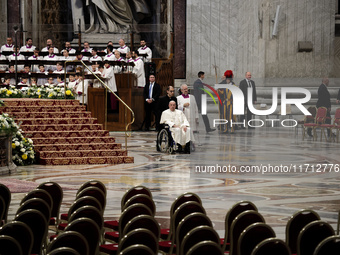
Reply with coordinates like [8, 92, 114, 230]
[7, 90, 12, 95]
[12, 143, 16, 149]
[66, 90, 72, 96]
[48, 93, 53, 98]
[39, 95, 41, 98]
[22, 154, 28, 160]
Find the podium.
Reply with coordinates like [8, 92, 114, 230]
[87, 73, 144, 131]
[87, 87, 106, 127]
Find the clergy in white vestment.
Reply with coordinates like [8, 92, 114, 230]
[131, 51, 145, 87]
[176, 84, 199, 142]
[160, 101, 191, 147]
[102, 61, 117, 92]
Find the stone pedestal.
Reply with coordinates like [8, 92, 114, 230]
[0, 133, 17, 175]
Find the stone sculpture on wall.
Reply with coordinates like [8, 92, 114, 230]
[71, 0, 151, 33]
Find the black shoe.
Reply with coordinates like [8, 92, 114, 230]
[206, 128, 216, 133]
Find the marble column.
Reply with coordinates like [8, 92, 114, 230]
[6, 0, 20, 40]
[173, 0, 186, 79]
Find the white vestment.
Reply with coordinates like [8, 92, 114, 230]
[137, 46, 152, 62]
[0, 54, 7, 71]
[102, 66, 117, 92]
[132, 57, 145, 87]
[160, 109, 191, 146]
[177, 94, 199, 141]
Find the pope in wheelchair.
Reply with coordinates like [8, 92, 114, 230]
[157, 100, 191, 153]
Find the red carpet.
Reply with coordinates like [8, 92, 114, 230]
[1, 99, 134, 165]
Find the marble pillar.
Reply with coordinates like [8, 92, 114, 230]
[174, 0, 186, 79]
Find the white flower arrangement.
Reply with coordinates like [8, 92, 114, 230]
[25, 85, 74, 99]
[0, 86, 23, 98]
[0, 113, 35, 166]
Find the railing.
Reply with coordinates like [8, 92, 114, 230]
[63, 60, 135, 151]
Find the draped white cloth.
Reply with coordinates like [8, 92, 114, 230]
[160, 109, 190, 146]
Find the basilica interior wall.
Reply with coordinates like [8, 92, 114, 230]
[186, 0, 337, 86]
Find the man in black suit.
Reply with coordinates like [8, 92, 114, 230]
[158, 86, 177, 114]
[239, 72, 257, 128]
[143, 74, 161, 131]
[316, 78, 332, 137]
[193, 71, 215, 133]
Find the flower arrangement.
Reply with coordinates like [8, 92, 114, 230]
[25, 85, 75, 99]
[0, 113, 20, 136]
[0, 86, 23, 98]
[1, 85, 75, 100]
[12, 130, 35, 166]
[0, 113, 35, 166]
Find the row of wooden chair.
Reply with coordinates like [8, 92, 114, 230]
[302, 107, 340, 142]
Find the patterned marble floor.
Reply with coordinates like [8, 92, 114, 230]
[2, 126, 340, 241]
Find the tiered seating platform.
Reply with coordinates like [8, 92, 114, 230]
[1, 99, 134, 165]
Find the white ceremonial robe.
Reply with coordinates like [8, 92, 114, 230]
[68, 81, 78, 91]
[61, 48, 76, 54]
[90, 55, 103, 63]
[104, 53, 116, 61]
[75, 79, 89, 104]
[102, 66, 117, 92]
[36, 71, 48, 86]
[1, 44, 14, 55]
[160, 109, 191, 146]
[8, 53, 25, 71]
[41, 47, 59, 54]
[132, 58, 145, 87]
[177, 94, 199, 141]
[117, 45, 130, 54]
[28, 55, 43, 72]
[20, 45, 36, 52]
[91, 70, 103, 88]
[138, 46, 152, 62]
[43, 54, 59, 71]
[0, 54, 7, 71]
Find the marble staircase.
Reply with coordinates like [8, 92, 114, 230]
[0, 99, 134, 165]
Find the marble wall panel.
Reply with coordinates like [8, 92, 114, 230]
[173, 0, 186, 79]
[186, 0, 337, 85]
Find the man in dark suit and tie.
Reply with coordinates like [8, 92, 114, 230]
[193, 71, 215, 133]
[316, 77, 332, 137]
[239, 71, 257, 128]
[143, 74, 161, 131]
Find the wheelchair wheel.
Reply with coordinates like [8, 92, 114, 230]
[158, 129, 169, 153]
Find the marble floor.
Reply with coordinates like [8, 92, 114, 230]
[2, 125, 340, 241]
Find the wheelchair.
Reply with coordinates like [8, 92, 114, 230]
[156, 124, 177, 153]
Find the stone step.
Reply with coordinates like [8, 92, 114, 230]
[1, 105, 87, 113]
[9, 111, 93, 119]
[21, 124, 104, 132]
[26, 130, 109, 138]
[3, 99, 80, 107]
[31, 137, 116, 145]
[39, 156, 134, 165]
[34, 143, 121, 151]
[17, 118, 98, 125]
[37, 149, 127, 159]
